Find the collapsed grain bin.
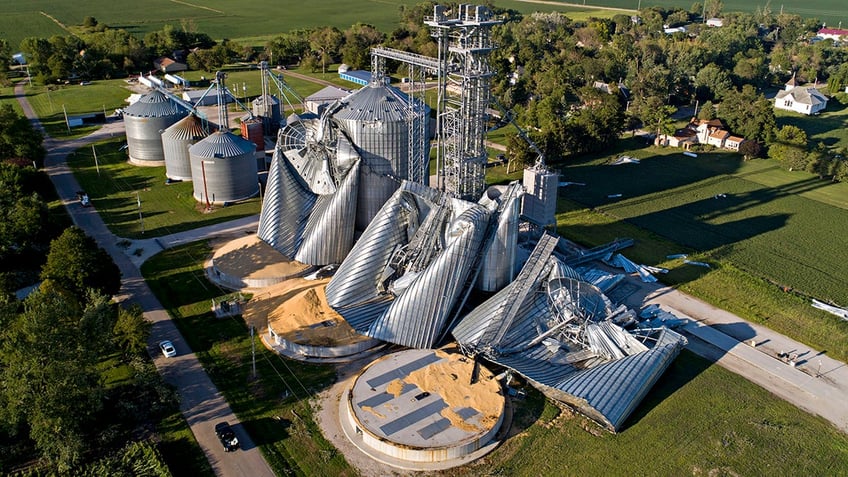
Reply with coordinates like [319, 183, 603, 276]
[332, 83, 430, 230]
[452, 233, 687, 432]
[124, 89, 187, 165]
[189, 130, 258, 205]
[326, 181, 490, 349]
[161, 113, 208, 181]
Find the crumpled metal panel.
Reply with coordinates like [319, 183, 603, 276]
[495, 330, 683, 431]
[295, 159, 360, 264]
[327, 180, 490, 348]
[452, 233, 687, 432]
[368, 202, 489, 348]
[476, 183, 524, 292]
[256, 144, 360, 265]
[257, 147, 315, 256]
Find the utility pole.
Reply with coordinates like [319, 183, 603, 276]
[62, 104, 71, 134]
[136, 191, 144, 234]
[92, 144, 100, 176]
[251, 325, 257, 379]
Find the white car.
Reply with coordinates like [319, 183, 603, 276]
[159, 340, 176, 358]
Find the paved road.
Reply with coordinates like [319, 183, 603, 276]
[15, 83, 275, 477]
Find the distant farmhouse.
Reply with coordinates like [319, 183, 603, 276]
[656, 118, 745, 151]
[816, 27, 848, 41]
[154, 57, 187, 74]
[774, 74, 828, 115]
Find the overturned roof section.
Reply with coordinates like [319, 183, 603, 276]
[453, 233, 686, 432]
[326, 181, 490, 349]
[256, 116, 361, 265]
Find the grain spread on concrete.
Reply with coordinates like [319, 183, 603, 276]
[243, 277, 369, 346]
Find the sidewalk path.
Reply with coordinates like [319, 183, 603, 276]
[15, 83, 275, 477]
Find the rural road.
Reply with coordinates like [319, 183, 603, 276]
[14, 83, 275, 477]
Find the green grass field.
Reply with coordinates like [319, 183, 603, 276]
[68, 137, 260, 239]
[1, 0, 843, 52]
[143, 240, 848, 476]
[775, 96, 848, 151]
[23, 81, 131, 138]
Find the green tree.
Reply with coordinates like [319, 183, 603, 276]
[341, 23, 384, 69]
[718, 85, 775, 144]
[113, 304, 151, 357]
[0, 287, 104, 471]
[0, 103, 46, 165]
[694, 63, 732, 101]
[309, 26, 343, 75]
[40, 226, 121, 301]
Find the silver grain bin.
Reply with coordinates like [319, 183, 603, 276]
[189, 131, 258, 204]
[124, 90, 186, 165]
[161, 114, 208, 181]
[252, 94, 282, 135]
[333, 83, 429, 230]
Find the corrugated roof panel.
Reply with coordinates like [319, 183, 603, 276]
[189, 131, 256, 158]
[124, 89, 185, 118]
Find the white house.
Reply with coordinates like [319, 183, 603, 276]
[774, 74, 828, 115]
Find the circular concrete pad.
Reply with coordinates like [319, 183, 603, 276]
[342, 349, 505, 468]
[209, 234, 310, 289]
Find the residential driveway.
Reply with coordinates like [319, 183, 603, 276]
[15, 83, 275, 477]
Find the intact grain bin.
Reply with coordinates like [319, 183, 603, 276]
[189, 131, 258, 204]
[252, 94, 282, 135]
[333, 83, 429, 230]
[124, 90, 186, 165]
[161, 114, 208, 181]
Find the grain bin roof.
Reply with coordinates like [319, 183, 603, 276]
[333, 83, 411, 122]
[162, 114, 208, 140]
[189, 130, 256, 158]
[124, 89, 185, 118]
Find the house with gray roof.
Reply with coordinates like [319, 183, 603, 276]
[775, 74, 828, 115]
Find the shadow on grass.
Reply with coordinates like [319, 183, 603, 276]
[619, 349, 711, 432]
[241, 416, 290, 449]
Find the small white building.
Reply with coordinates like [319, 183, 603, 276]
[774, 74, 828, 115]
[817, 28, 848, 41]
[706, 18, 724, 27]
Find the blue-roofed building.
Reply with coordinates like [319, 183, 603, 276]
[339, 70, 374, 86]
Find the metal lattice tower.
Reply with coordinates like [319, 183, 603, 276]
[426, 4, 500, 200]
[371, 48, 435, 186]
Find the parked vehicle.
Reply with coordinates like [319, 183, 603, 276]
[215, 422, 239, 452]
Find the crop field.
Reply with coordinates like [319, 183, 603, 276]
[537, 0, 847, 24]
[0, 0, 622, 49]
[560, 148, 848, 307]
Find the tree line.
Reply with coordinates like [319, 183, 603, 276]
[0, 108, 174, 475]
[4, 2, 848, 172]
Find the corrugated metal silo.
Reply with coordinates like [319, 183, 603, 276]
[333, 83, 429, 230]
[161, 114, 208, 181]
[189, 131, 258, 204]
[252, 94, 282, 135]
[124, 89, 186, 165]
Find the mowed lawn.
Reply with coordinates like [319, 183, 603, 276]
[24, 81, 131, 138]
[68, 137, 260, 239]
[560, 148, 848, 307]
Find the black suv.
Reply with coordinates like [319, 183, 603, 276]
[215, 422, 239, 452]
